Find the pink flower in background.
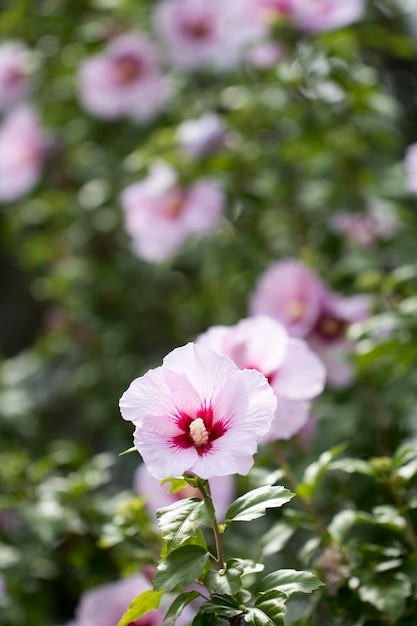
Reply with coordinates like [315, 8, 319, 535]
[249, 259, 371, 387]
[69, 574, 164, 626]
[250, 259, 325, 338]
[177, 113, 226, 159]
[135, 463, 234, 521]
[119, 342, 276, 479]
[330, 203, 398, 246]
[120, 162, 224, 262]
[404, 142, 417, 194]
[290, 0, 364, 33]
[197, 316, 325, 440]
[247, 42, 284, 68]
[78, 34, 168, 121]
[0, 41, 33, 111]
[0, 105, 48, 203]
[154, 0, 265, 70]
[308, 291, 371, 387]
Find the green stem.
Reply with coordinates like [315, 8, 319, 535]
[201, 479, 225, 570]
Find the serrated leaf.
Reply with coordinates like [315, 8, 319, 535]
[205, 562, 243, 595]
[117, 589, 164, 626]
[154, 546, 210, 592]
[228, 558, 264, 576]
[199, 594, 245, 619]
[164, 591, 202, 624]
[358, 573, 412, 623]
[225, 486, 294, 525]
[260, 521, 295, 557]
[298, 445, 346, 499]
[245, 591, 287, 626]
[256, 569, 324, 596]
[156, 498, 213, 549]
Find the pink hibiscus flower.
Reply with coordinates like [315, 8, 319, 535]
[135, 462, 234, 521]
[290, 0, 364, 33]
[330, 203, 398, 247]
[197, 316, 326, 440]
[69, 574, 164, 626]
[250, 259, 371, 387]
[0, 105, 48, 203]
[249, 259, 325, 338]
[77, 33, 168, 121]
[0, 40, 33, 111]
[120, 162, 224, 262]
[153, 0, 265, 70]
[404, 143, 417, 194]
[176, 113, 227, 159]
[119, 343, 276, 480]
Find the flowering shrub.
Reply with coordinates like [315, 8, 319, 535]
[2, 1, 417, 625]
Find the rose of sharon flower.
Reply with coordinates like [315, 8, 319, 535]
[308, 290, 371, 388]
[69, 574, 164, 626]
[154, 0, 265, 70]
[176, 113, 226, 159]
[0, 105, 48, 203]
[330, 203, 398, 247]
[135, 462, 234, 521]
[0, 41, 33, 111]
[197, 316, 325, 440]
[120, 162, 224, 262]
[290, 0, 364, 33]
[250, 259, 324, 338]
[77, 34, 167, 121]
[119, 342, 276, 480]
[404, 143, 417, 194]
[250, 259, 371, 387]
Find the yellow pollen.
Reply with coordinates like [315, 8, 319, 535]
[286, 300, 306, 322]
[189, 417, 209, 446]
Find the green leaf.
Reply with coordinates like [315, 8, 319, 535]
[228, 558, 264, 576]
[117, 589, 164, 626]
[156, 498, 213, 549]
[330, 458, 375, 476]
[245, 591, 287, 626]
[160, 477, 190, 493]
[225, 486, 294, 525]
[256, 569, 324, 596]
[164, 591, 202, 624]
[191, 612, 217, 626]
[199, 594, 246, 619]
[298, 445, 346, 499]
[259, 521, 295, 557]
[358, 573, 412, 623]
[154, 545, 210, 592]
[205, 560, 243, 595]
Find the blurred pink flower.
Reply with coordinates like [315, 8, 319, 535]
[197, 316, 325, 440]
[176, 113, 226, 159]
[330, 203, 398, 246]
[0, 105, 48, 203]
[404, 142, 417, 194]
[249, 259, 371, 387]
[70, 574, 164, 626]
[0, 41, 33, 111]
[120, 162, 224, 262]
[154, 0, 265, 70]
[308, 291, 371, 387]
[290, 0, 364, 33]
[134, 462, 234, 521]
[119, 342, 276, 479]
[78, 34, 168, 121]
[250, 259, 325, 338]
[247, 41, 284, 68]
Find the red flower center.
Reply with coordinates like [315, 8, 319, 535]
[314, 313, 347, 342]
[114, 53, 145, 84]
[181, 14, 214, 40]
[171, 404, 227, 456]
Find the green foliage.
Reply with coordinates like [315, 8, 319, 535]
[117, 589, 164, 626]
[225, 486, 295, 524]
